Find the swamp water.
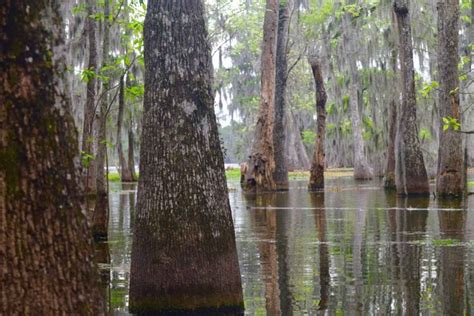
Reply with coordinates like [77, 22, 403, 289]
[101, 176, 474, 315]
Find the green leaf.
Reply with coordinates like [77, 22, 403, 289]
[81, 68, 96, 83]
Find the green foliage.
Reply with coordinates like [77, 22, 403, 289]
[327, 103, 336, 116]
[224, 168, 241, 180]
[442, 116, 461, 131]
[71, 3, 87, 15]
[90, 12, 105, 21]
[302, 130, 317, 147]
[126, 84, 145, 101]
[108, 172, 121, 182]
[419, 128, 432, 141]
[81, 151, 95, 168]
[342, 95, 350, 112]
[419, 81, 439, 98]
[340, 119, 352, 135]
[432, 239, 462, 247]
[81, 68, 96, 83]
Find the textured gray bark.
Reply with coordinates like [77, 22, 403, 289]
[343, 12, 373, 180]
[436, 0, 465, 197]
[384, 100, 397, 189]
[384, 21, 399, 190]
[0, 1, 104, 313]
[463, 0, 474, 166]
[285, 111, 311, 170]
[92, 0, 110, 240]
[127, 126, 137, 181]
[129, 1, 243, 313]
[117, 76, 134, 182]
[308, 58, 327, 190]
[82, 0, 98, 195]
[245, 0, 279, 192]
[273, 0, 293, 191]
[393, 0, 430, 195]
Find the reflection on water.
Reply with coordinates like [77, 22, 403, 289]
[104, 177, 474, 315]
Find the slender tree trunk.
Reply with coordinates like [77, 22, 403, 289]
[384, 15, 399, 190]
[245, 0, 279, 192]
[343, 13, 373, 180]
[127, 126, 137, 181]
[117, 76, 134, 182]
[436, 0, 465, 197]
[0, 1, 104, 313]
[82, 0, 98, 195]
[273, 0, 293, 191]
[92, 0, 110, 240]
[308, 58, 327, 190]
[393, 0, 430, 195]
[463, 0, 474, 166]
[117, 0, 135, 183]
[285, 111, 310, 170]
[129, 1, 243, 312]
[384, 99, 397, 189]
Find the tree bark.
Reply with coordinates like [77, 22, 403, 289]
[393, 0, 430, 195]
[343, 13, 373, 180]
[82, 0, 98, 195]
[244, 0, 279, 192]
[0, 1, 104, 313]
[272, 0, 293, 191]
[384, 99, 397, 189]
[127, 125, 137, 181]
[436, 0, 465, 197]
[92, 0, 110, 240]
[308, 58, 327, 190]
[117, 76, 134, 182]
[129, 1, 243, 313]
[384, 15, 399, 190]
[463, 0, 474, 166]
[285, 111, 311, 170]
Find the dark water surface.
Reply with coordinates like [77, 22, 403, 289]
[103, 176, 474, 315]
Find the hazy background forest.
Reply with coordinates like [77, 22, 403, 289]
[62, 0, 474, 178]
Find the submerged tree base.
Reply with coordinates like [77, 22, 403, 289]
[384, 172, 396, 190]
[129, 298, 244, 315]
[354, 164, 373, 180]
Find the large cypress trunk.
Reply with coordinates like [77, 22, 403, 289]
[393, 0, 429, 196]
[308, 58, 327, 191]
[245, 0, 279, 192]
[129, 1, 244, 313]
[272, 0, 292, 191]
[0, 1, 104, 313]
[436, 0, 465, 197]
[82, 0, 98, 195]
